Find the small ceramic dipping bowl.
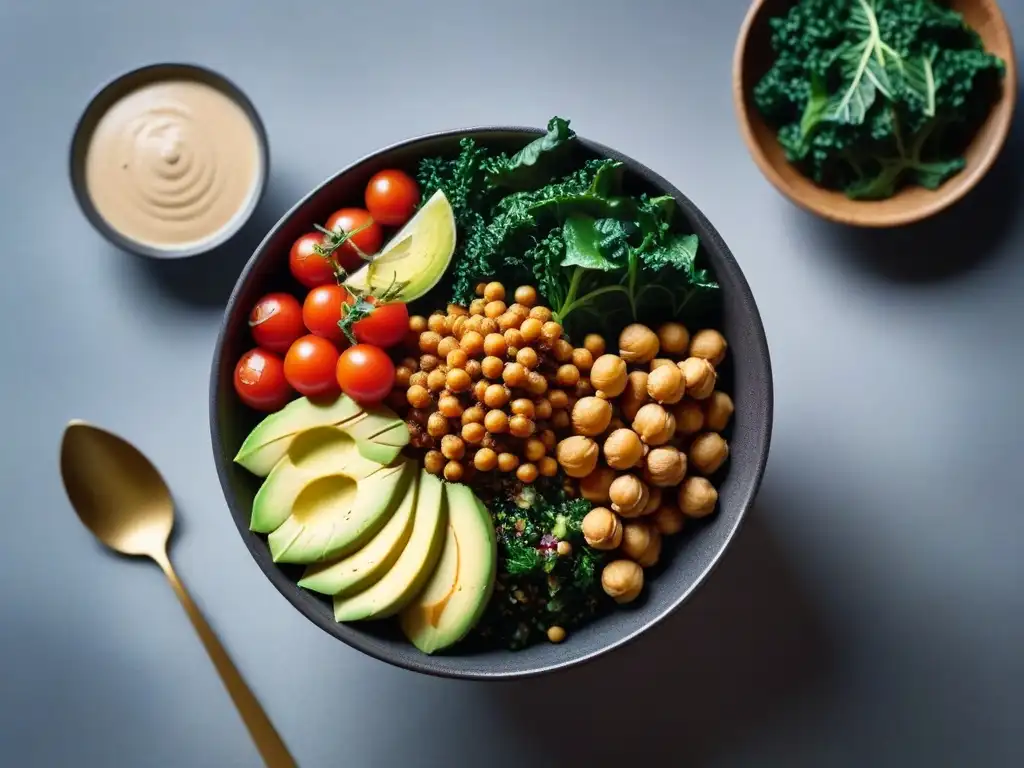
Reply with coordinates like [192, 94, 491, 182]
[70, 63, 269, 258]
[733, 0, 1017, 228]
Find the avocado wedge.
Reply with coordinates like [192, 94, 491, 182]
[333, 470, 447, 622]
[399, 483, 497, 654]
[298, 471, 419, 596]
[268, 461, 414, 564]
[250, 426, 391, 534]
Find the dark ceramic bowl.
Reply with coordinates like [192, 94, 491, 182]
[210, 127, 773, 680]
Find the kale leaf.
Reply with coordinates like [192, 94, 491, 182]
[754, 0, 1005, 199]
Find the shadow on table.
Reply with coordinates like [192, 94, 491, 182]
[488, 506, 833, 767]
[793, 98, 1024, 285]
[117, 174, 303, 310]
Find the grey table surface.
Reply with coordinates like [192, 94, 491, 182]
[2, 0, 1023, 765]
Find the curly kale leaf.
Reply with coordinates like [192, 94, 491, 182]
[754, 0, 1005, 199]
[487, 117, 575, 191]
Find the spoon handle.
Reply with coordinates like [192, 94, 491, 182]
[154, 551, 297, 768]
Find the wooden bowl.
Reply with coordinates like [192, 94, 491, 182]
[733, 0, 1017, 228]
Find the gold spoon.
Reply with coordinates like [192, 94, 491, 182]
[60, 420, 296, 768]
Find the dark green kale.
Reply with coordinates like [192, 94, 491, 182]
[753, 0, 1005, 199]
[473, 478, 608, 650]
[416, 117, 718, 336]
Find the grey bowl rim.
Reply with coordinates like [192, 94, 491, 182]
[209, 124, 774, 680]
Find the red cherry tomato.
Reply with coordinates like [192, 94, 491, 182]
[324, 208, 383, 272]
[352, 302, 410, 348]
[365, 170, 421, 227]
[248, 293, 305, 353]
[302, 284, 349, 345]
[289, 232, 335, 288]
[336, 344, 395, 404]
[284, 335, 341, 397]
[234, 348, 292, 412]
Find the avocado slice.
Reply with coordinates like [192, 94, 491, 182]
[250, 426, 391, 534]
[234, 395, 408, 477]
[298, 472, 419, 596]
[399, 483, 497, 654]
[268, 461, 414, 564]
[333, 470, 447, 622]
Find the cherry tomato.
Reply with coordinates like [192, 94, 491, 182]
[352, 302, 410, 348]
[302, 284, 349, 345]
[336, 344, 395, 404]
[234, 348, 292, 412]
[284, 335, 341, 397]
[365, 169, 421, 227]
[248, 293, 305, 353]
[324, 208, 383, 272]
[289, 232, 335, 288]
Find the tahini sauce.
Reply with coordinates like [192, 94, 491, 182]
[84, 79, 262, 250]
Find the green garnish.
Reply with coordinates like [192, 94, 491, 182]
[753, 0, 1005, 200]
[336, 273, 407, 345]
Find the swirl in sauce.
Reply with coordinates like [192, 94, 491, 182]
[84, 79, 262, 250]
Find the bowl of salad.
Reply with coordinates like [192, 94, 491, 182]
[210, 118, 773, 679]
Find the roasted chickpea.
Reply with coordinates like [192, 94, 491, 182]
[460, 331, 484, 358]
[496, 312, 520, 332]
[461, 405, 485, 425]
[394, 365, 413, 388]
[450, 315, 468, 339]
[523, 437, 546, 462]
[514, 285, 537, 307]
[540, 321, 562, 344]
[445, 348, 467, 370]
[621, 521, 662, 567]
[649, 358, 674, 372]
[408, 371, 429, 389]
[571, 396, 612, 437]
[673, 400, 705, 436]
[679, 476, 718, 518]
[469, 298, 487, 316]
[407, 384, 431, 409]
[520, 318, 543, 343]
[484, 409, 509, 434]
[482, 384, 509, 409]
[690, 329, 728, 366]
[400, 356, 419, 372]
[462, 422, 486, 445]
[602, 560, 644, 603]
[656, 322, 690, 356]
[483, 333, 506, 358]
[538, 456, 559, 477]
[526, 371, 548, 396]
[474, 447, 498, 471]
[481, 356, 504, 380]
[609, 474, 650, 518]
[474, 282, 487, 297]
[497, 452, 520, 473]
[418, 331, 441, 355]
[575, 377, 594, 398]
[555, 364, 580, 388]
[484, 301, 507, 319]
[409, 408, 431, 426]
[435, 336, 457, 359]
[689, 432, 729, 475]
[652, 504, 686, 535]
[447, 304, 469, 317]
[516, 463, 539, 484]
[419, 354, 440, 374]
[484, 282, 506, 302]
[516, 347, 539, 370]
[510, 398, 536, 419]
[619, 323, 660, 364]
[619, 370, 649, 422]
[603, 428, 645, 470]
[504, 328, 525, 349]
[443, 461, 464, 482]
[583, 334, 606, 358]
[556, 435, 599, 478]
[548, 389, 570, 410]
[427, 314, 447, 334]
[465, 359, 483, 380]
[423, 450, 446, 475]
[446, 368, 472, 393]
[647, 363, 686, 404]
[437, 394, 463, 419]
[405, 315, 426, 334]
[641, 486, 663, 517]
[534, 398, 553, 420]
[679, 357, 716, 400]
[571, 348, 594, 372]
[529, 306, 553, 323]
[552, 339, 574, 363]
[552, 410, 571, 430]
[632, 403, 676, 446]
[590, 354, 628, 397]
[502, 362, 528, 388]
[645, 446, 687, 487]
[424, 368, 445, 393]
[426, 411, 449, 438]
[539, 429, 557, 451]
[704, 391, 735, 432]
[509, 414, 535, 438]
[508, 302, 531, 320]
[579, 466, 617, 504]
[472, 379, 490, 403]
[582, 507, 623, 550]
[479, 318, 499, 337]
[440, 434, 465, 460]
